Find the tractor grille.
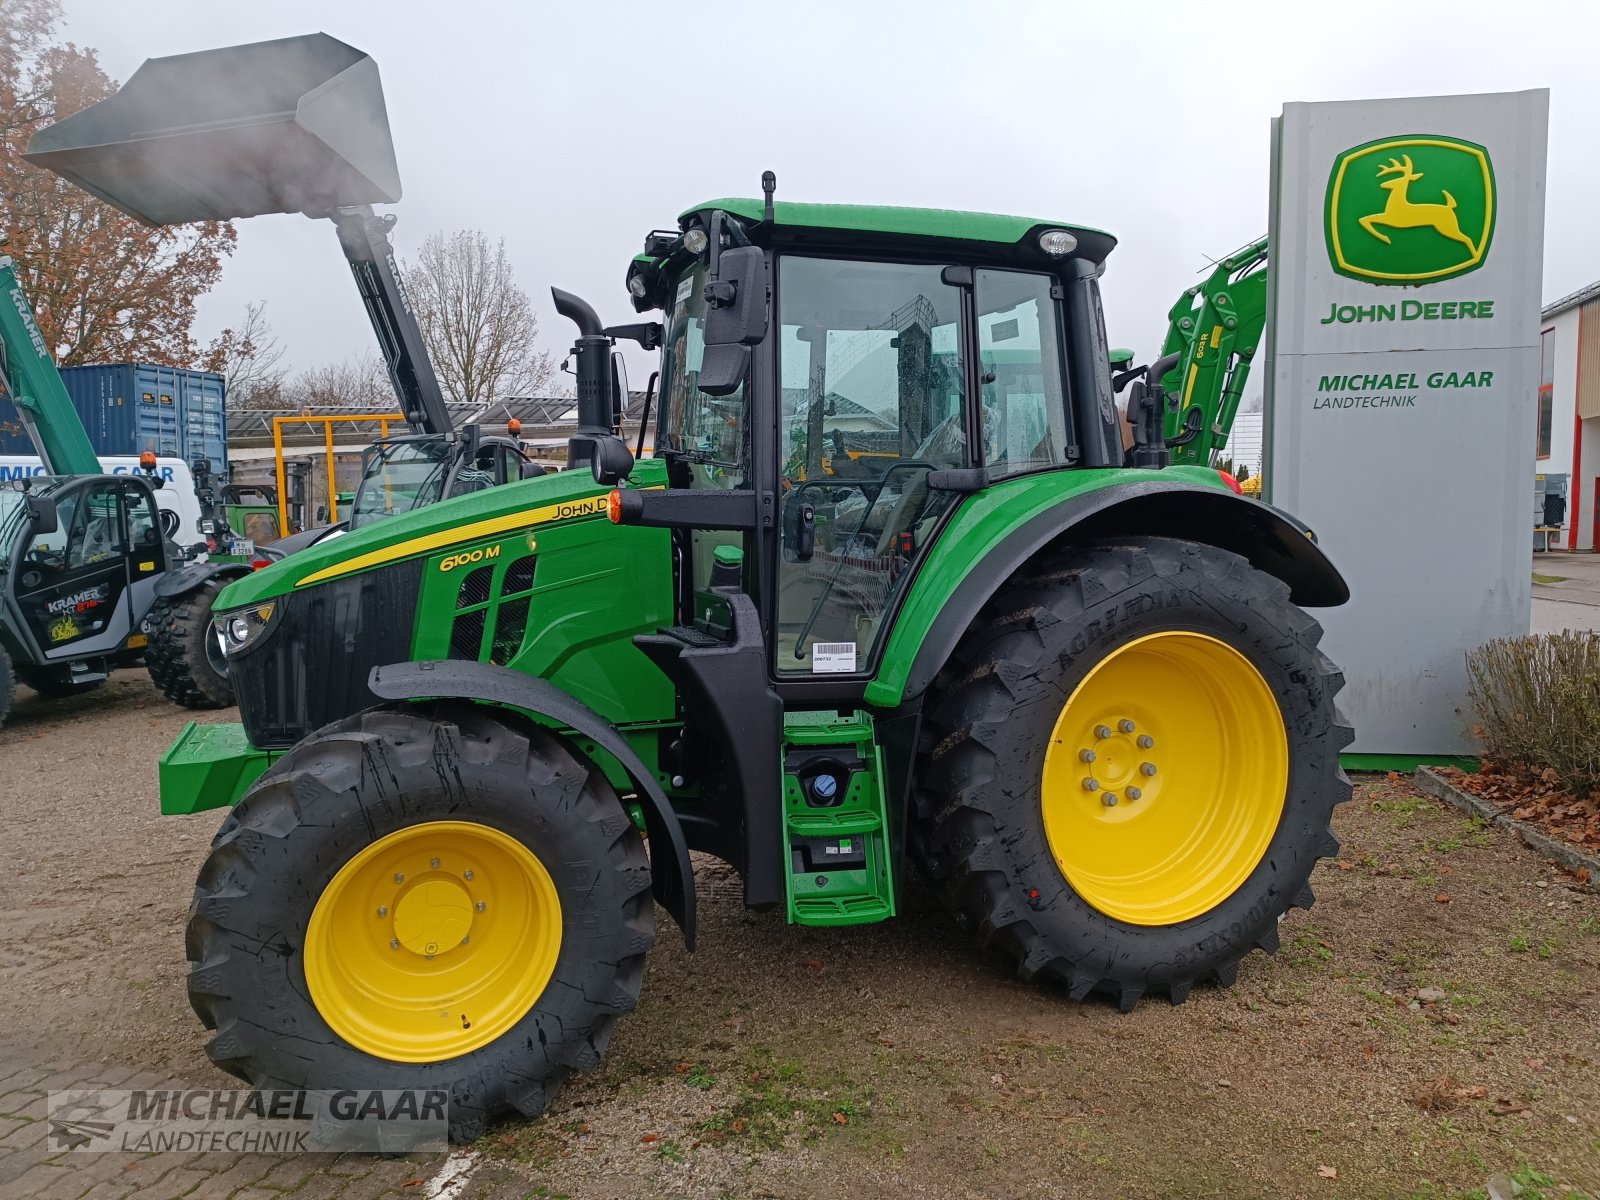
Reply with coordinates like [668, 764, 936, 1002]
[232, 558, 424, 748]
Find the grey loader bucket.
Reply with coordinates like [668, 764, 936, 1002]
[24, 32, 401, 225]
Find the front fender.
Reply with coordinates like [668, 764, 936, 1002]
[154, 560, 251, 600]
[866, 472, 1349, 708]
[367, 659, 696, 949]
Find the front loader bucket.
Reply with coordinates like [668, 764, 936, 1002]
[24, 33, 400, 225]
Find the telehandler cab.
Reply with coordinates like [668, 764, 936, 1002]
[57, 34, 1352, 1143]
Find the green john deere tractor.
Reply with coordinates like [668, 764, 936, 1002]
[52, 36, 1352, 1142]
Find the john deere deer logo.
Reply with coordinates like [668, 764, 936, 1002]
[1325, 135, 1495, 284]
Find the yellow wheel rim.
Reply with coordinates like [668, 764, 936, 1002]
[1040, 631, 1289, 926]
[304, 820, 561, 1062]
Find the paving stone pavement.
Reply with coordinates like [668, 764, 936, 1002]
[0, 1050, 535, 1200]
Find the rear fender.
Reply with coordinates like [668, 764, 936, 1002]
[367, 659, 696, 948]
[868, 478, 1349, 708]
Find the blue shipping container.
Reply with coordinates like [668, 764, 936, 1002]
[0, 363, 227, 473]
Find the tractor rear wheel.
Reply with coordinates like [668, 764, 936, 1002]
[185, 704, 653, 1141]
[910, 536, 1352, 1010]
[145, 581, 233, 708]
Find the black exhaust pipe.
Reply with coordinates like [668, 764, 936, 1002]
[552, 287, 612, 469]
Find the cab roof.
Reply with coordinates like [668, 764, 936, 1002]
[683, 197, 1117, 264]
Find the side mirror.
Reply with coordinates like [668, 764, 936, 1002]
[316, 505, 327, 524]
[25, 494, 58, 535]
[612, 351, 629, 430]
[520, 461, 548, 480]
[702, 246, 767, 348]
[590, 435, 635, 487]
[698, 244, 766, 398]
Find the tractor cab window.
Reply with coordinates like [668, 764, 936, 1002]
[659, 263, 751, 592]
[658, 263, 748, 489]
[352, 440, 451, 526]
[774, 256, 966, 675]
[975, 269, 1073, 478]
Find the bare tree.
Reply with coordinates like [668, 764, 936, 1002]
[402, 229, 552, 408]
[202, 301, 288, 410]
[282, 353, 393, 411]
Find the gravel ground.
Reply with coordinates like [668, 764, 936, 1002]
[1, 671, 1597, 1199]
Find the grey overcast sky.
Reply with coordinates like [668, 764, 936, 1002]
[54, 0, 1600, 386]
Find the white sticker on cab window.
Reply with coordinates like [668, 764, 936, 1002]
[675, 276, 694, 304]
[811, 642, 857, 673]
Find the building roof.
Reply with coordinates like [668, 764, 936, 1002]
[1543, 279, 1600, 320]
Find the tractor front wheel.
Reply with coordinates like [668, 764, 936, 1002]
[185, 704, 654, 1141]
[145, 581, 233, 709]
[911, 536, 1352, 1010]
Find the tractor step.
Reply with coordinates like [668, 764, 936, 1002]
[781, 709, 894, 927]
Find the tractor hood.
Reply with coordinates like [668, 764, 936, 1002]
[215, 459, 665, 611]
[24, 32, 400, 224]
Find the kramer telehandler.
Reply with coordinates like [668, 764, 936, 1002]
[44, 35, 1351, 1141]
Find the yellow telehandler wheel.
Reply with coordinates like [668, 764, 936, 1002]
[185, 703, 653, 1141]
[910, 536, 1352, 1010]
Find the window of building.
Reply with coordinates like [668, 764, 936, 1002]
[1538, 327, 1555, 459]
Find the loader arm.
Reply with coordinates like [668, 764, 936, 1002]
[330, 207, 454, 436]
[1155, 235, 1269, 466]
[0, 256, 102, 476]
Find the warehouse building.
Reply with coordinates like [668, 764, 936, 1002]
[1538, 279, 1600, 551]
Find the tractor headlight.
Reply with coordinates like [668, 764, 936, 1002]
[1038, 229, 1078, 257]
[215, 602, 278, 655]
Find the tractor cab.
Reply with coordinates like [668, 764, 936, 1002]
[348, 432, 531, 530]
[621, 197, 1121, 684]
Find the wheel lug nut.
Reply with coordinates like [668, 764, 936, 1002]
[1079, 749, 1096, 763]
[1141, 762, 1158, 777]
[1082, 778, 1099, 792]
[1102, 792, 1118, 807]
[1126, 786, 1142, 801]
[389, 939, 399, 950]
[430, 858, 441, 869]
[463, 869, 474, 881]
[1119, 719, 1136, 733]
[393, 872, 404, 884]
[1138, 735, 1154, 749]
[476, 901, 486, 912]
[377, 906, 388, 918]
[461, 935, 470, 946]
[1094, 725, 1112, 739]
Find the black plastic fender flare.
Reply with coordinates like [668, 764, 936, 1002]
[900, 481, 1350, 703]
[153, 560, 251, 600]
[368, 659, 696, 948]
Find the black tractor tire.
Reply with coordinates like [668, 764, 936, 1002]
[185, 704, 654, 1142]
[910, 536, 1353, 1011]
[145, 581, 233, 709]
[15, 665, 105, 699]
[0, 644, 13, 727]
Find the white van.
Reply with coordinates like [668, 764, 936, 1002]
[0, 455, 204, 547]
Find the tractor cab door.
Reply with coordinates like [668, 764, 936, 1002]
[770, 257, 969, 677]
[11, 478, 165, 659]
